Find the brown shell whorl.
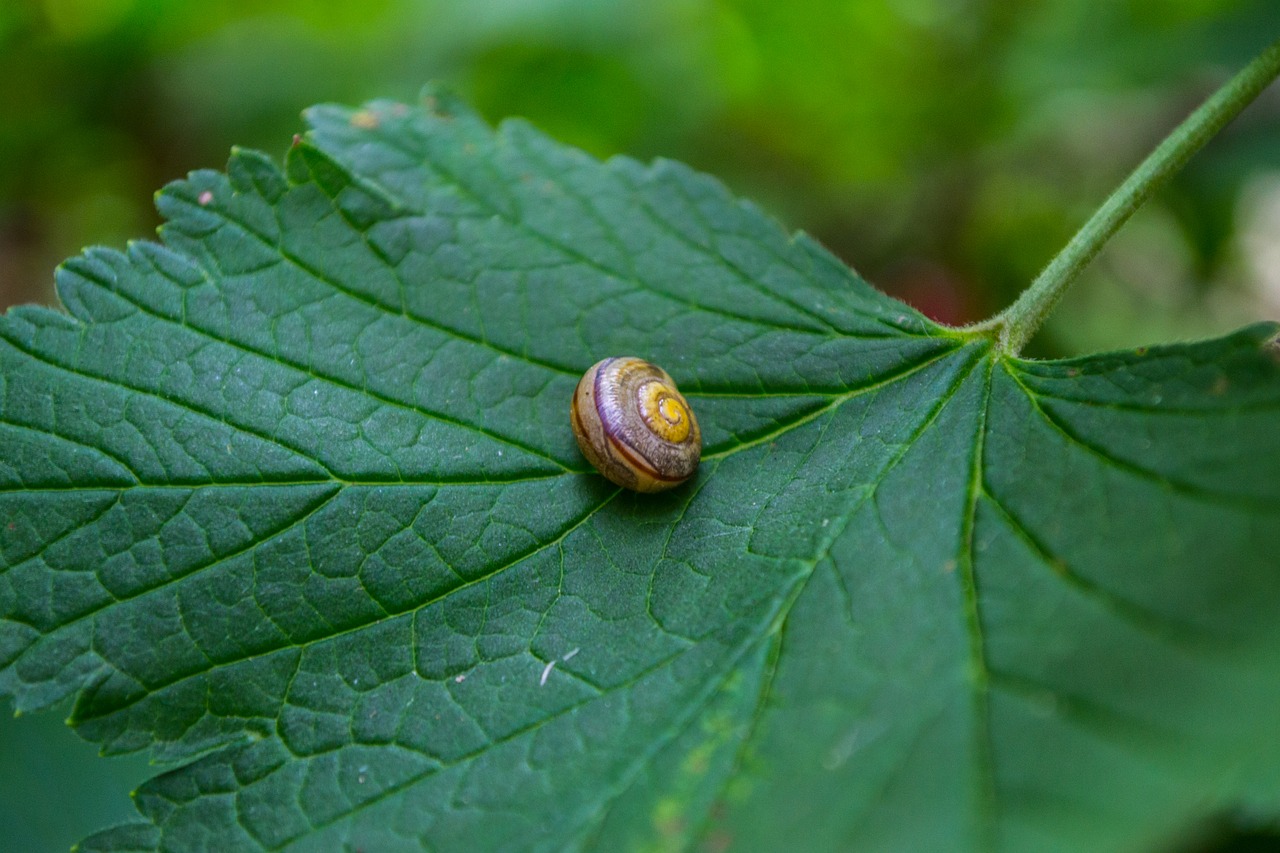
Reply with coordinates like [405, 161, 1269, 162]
[570, 357, 702, 493]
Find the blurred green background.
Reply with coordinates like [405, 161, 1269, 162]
[2, 1, 1279, 850]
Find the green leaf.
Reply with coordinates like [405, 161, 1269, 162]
[2, 90, 1279, 852]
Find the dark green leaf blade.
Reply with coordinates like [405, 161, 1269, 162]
[1, 92, 1278, 852]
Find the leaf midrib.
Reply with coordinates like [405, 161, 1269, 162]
[679, 345, 991, 849]
[959, 355, 998, 847]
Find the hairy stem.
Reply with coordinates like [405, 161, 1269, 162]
[966, 36, 1280, 355]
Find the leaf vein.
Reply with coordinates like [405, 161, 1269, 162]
[1002, 362, 1279, 511]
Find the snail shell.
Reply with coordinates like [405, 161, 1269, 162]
[571, 357, 701, 492]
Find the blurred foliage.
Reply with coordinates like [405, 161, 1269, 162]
[1, 1, 1280, 846]
[0, 700, 152, 851]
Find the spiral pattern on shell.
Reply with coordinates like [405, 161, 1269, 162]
[570, 357, 702, 493]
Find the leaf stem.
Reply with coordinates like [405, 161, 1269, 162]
[965, 36, 1280, 355]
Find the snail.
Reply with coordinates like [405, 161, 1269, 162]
[571, 357, 701, 492]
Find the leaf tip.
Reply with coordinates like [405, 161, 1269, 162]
[227, 146, 287, 202]
[1264, 329, 1280, 363]
[418, 82, 476, 122]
